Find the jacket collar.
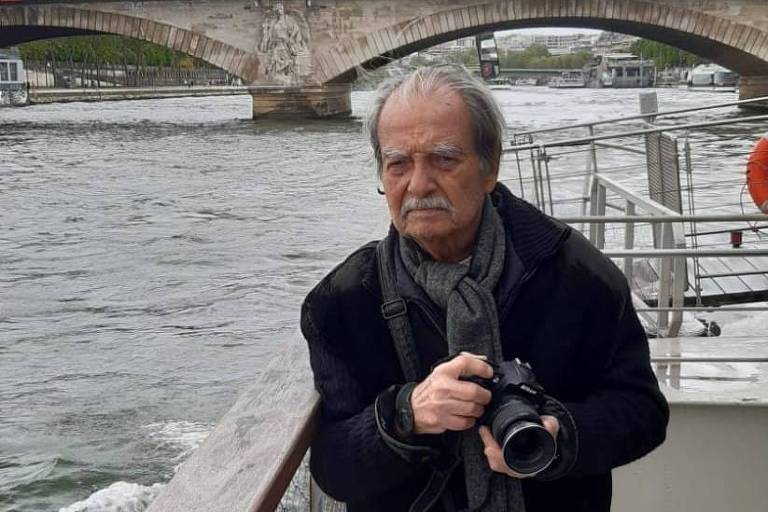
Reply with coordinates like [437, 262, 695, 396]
[361, 183, 572, 300]
[490, 182, 571, 272]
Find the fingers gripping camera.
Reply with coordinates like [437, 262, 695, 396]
[462, 358, 578, 477]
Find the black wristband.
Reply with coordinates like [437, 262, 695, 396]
[374, 385, 441, 465]
[394, 382, 418, 439]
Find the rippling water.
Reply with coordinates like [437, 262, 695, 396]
[1, 87, 765, 512]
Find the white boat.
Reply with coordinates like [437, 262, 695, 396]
[515, 78, 539, 86]
[486, 78, 513, 90]
[548, 70, 585, 88]
[0, 49, 28, 106]
[583, 53, 655, 88]
[689, 63, 739, 87]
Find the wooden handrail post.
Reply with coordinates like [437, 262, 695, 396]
[147, 331, 320, 512]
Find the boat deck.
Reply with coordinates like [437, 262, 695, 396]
[617, 336, 768, 512]
[691, 255, 768, 305]
[651, 336, 768, 405]
[644, 253, 768, 306]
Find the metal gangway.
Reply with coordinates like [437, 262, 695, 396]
[503, 93, 768, 338]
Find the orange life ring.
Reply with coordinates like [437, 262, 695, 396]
[747, 136, 768, 213]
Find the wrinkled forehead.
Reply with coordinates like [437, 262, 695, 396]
[377, 86, 475, 150]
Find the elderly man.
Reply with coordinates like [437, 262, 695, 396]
[301, 66, 668, 512]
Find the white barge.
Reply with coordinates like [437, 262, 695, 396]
[0, 48, 28, 106]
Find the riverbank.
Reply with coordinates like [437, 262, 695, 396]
[28, 85, 250, 104]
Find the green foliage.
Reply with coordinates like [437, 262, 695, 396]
[443, 48, 479, 67]
[499, 46, 592, 69]
[18, 35, 207, 67]
[523, 43, 551, 59]
[629, 39, 704, 69]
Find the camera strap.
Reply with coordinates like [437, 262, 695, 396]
[376, 236, 462, 512]
[375, 236, 422, 383]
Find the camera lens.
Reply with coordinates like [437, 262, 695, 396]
[500, 421, 556, 476]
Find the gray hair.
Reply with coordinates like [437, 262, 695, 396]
[366, 65, 506, 178]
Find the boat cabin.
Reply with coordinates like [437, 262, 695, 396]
[584, 53, 656, 88]
[0, 52, 25, 92]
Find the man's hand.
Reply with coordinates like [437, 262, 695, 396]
[478, 415, 560, 478]
[411, 352, 493, 435]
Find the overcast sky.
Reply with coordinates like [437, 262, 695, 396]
[497, 28, 603, 36]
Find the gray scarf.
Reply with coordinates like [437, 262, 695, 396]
[399, 196, 525, 512]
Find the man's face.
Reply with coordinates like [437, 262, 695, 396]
[377, 88, 498, 260]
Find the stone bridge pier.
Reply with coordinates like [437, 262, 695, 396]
[2, 0, 768, 118]
[249, 84, 352, 119]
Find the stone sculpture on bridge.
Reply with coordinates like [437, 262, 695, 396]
[258, 2, 309, 85]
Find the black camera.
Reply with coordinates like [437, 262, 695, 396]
[462, 358, 557, 476]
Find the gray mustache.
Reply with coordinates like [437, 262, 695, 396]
[400, 196, 454, 217]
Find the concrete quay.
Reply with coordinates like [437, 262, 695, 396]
[28, 85, 250, 105]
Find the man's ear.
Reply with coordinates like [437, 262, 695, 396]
[484, 161, 500, 192]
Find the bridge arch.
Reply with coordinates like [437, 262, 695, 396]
[314, 0, 768, 84]
[0, 5, 260, 81]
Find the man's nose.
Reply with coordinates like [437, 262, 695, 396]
[407, 156, 437, 197]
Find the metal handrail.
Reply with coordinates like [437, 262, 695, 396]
[511, 95, 768, 137]
[586, 173, 688, 337]
[603, 248, 768, 257]
[651, 356, 768, 363]
[505, 114, 768, 151]
[636, 306, 768, 312]
[559, 214, 768, 224]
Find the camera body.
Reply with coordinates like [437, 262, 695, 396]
[463, 358, 557, 476]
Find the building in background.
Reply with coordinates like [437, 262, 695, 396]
[530, 33, 599, 55]
[423, 36, 476, 56]
[497, 32, 601, 54]
[592, 32, 639, 56]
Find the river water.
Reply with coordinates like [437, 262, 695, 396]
[1, 87, 766, 512]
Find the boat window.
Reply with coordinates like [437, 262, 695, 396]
[9, 62, 17, 82]
[0, 62, 8, 82]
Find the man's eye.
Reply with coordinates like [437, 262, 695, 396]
[435, 155, 457, 167]
[387, 160, 406, 171]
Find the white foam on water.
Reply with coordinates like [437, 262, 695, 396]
[58, 482, 164, 512]
[58, 421, 212, 512]
[142, 420, 212, 462]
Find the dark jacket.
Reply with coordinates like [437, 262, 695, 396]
[301, 185, 669, 512]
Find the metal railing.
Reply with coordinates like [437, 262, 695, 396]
[502, 93, 768, 338]
[586, 174, 688, 337]
[561, 173, 768, 337]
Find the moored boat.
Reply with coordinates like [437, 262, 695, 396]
[583, 53, 656, 88]
[548, 70, 585, 88]
[0, 48, 28, 106]
[688, 63, 739, 87]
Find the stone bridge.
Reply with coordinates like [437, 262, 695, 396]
[2, 0, 768, 118]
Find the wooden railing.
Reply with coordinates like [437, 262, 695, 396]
[147, 331, 320, 512]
